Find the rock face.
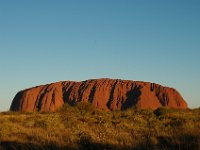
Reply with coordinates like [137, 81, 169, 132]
[10, 78, 188, 112]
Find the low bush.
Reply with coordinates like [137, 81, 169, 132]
[154, 107, 178, 116]
[0, 106, 199, 150]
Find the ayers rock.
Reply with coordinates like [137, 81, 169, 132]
[10, 78, 188, 112]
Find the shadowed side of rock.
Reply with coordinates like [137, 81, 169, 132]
[10, 79, 188, 112]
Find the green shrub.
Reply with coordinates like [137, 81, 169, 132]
[75, 102, 96, 115]
[154, 107, 177, 116]
[34, 120, 47, 129]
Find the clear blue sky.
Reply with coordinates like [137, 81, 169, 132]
[0, 0, 199, 111]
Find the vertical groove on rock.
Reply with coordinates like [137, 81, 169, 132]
[88, 85, 96, 103]
[63, 82, 76, 105]
[33, 86, 45, 111]
[77, 81, 87, 102]
[150, 83, 154, 92]
[106, 80, 118, 110]
[36, 87, 48, 111]
[121, 85, 142, 110]
[49, 89, 56, 112]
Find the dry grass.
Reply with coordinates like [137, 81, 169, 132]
[0, 103, 199, 150]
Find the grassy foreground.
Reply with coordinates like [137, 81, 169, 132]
[0, 103, 199, 150]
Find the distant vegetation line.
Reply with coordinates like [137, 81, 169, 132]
[0, 103, 200, 150]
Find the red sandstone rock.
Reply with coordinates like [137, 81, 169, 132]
[10, 78, 188, 112]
